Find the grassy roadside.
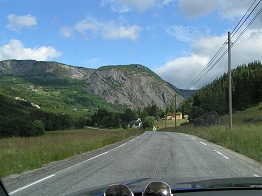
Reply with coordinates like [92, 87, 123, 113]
[154, 118, 187, 128]
[161, 124, 262, 163]
[1, 103, 261, 178]
[0, 129, 144, 178]
[159, 103, 262, 163]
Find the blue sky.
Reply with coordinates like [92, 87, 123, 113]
[0, 0, 262, 89]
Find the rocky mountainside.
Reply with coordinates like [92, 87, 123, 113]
[0, 59, 94, 79]
[0, 60, 184, 109]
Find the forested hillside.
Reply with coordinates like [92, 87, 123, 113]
[180, 61, 262, 120]
[0, 88, 92, 138]
[0, 61, 184, 138]
[0, 76, 126, 138]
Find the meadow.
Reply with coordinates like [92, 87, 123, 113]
[1, 103, 261, 178]
[154, 118, 188, 128]
[159, 103, 262, 163]
[162, 124, 262, 162]
[0, 129, 143, 178]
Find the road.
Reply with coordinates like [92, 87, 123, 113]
[3, 131, 262, 195]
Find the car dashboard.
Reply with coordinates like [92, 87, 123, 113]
[104, 181, 262, 196]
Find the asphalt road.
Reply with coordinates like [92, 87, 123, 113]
[3, 131, 262, 195]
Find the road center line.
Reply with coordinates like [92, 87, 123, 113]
[200, 142, 207, 146]
[191, 137, 196, 140]
[214, 150, 229, 159]
[9, 174, 56, 195]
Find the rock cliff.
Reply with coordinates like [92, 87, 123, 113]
[0, 60, 184, 109]
[0, 59, 94, 79]
[84, 65, 183, 109]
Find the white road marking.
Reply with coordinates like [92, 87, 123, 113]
[214, 150, 229, 159]
[9, 174, 56, 195]
[9, 138, 134, 195]
[117, 143, 126, 148]
[200, 142, 207, 146]
[83, 151, 109, 162]
[253, 174, 260, 177]
[82, 141, 130, 163]
[191, 137, 196, 140]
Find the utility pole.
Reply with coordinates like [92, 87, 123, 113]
[174, 94, 177, 129]
[165, 111, 167, 128]
[228, 31, 233, 130]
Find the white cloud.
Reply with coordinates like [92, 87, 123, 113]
[156, 54, 210, 89]
[165, 25, 198, 42]
[117, 0, 155, 11]
[60, 17, 142, 41]
[178, 0, 219, 18]
[0, 39, 61, 61]
[74, 18, 99, 39]
[101, 0, 114, 7]
[83, 57, 101, 68]
[163, 0, 175, 5]
[178, 0, 256, 19]
[101, 21, 142, 40]
[6, 14, 37, 32]
[60, 26, 74, 38]
[101, 0, 156, 12]
[155, 29, 262, 89]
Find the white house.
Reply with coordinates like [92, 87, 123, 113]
[128, 118, 142, 129]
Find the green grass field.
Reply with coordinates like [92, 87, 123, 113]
[0, 129, 143, 178]
[158, 103, 262, 164]
[154, 118, 188, 129]
[1, 103, 261, 178]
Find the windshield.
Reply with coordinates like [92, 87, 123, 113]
[1, 0, 262, 196]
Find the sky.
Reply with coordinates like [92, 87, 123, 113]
[0, 0, 262, 89]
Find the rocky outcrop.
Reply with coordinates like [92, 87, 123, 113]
[84, 65, 183, 109]
[0, 60, 184, 109]
[0, 60, 94, 79]
[243, 116, 262, 123]
[194, 111, 224, 127]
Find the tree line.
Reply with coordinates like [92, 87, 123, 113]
[0, 89, 180, 138]
[179, 60, 262, 121]
[88, 103, 170, 129]
[0, 94, 87, 138]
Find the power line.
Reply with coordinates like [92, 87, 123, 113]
[231, 0, 259, 37]
[190, 50, 228, 88]
[233, 7, 262, 46]
[184, 42, 227, 89]
[184, 1, 262, 90]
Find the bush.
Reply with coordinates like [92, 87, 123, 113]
[75, 116, 86, 129]
[0, 116, 20, 138]
[32, 120, 45, 136]
[143, 116, 155, 129]
[180, 121, 190, 126]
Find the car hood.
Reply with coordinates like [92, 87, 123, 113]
[66, 176, 262, 196]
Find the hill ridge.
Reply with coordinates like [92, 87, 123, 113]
[0, 59, 197, 109]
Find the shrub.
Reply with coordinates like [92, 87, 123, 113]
[143, 116, 155, 129]
[32, 120, 45, 136]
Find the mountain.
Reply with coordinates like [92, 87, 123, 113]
[0, 59, 94, 79]
[0, 60, 186, 110]
[166, 82, 198, 100]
